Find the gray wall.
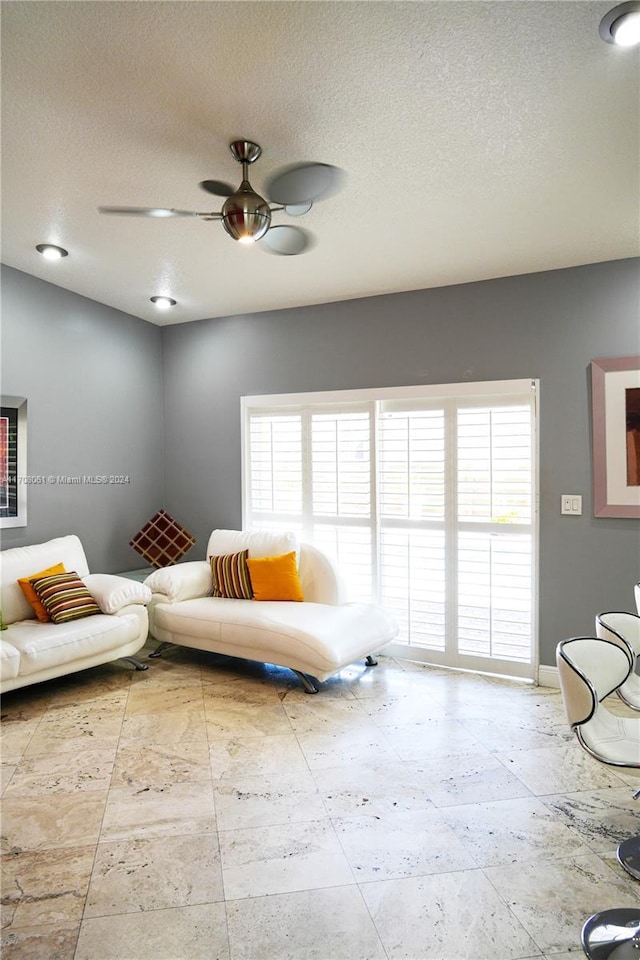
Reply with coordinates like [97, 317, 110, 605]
[3, 259, 639, 664]
[162, 258, 640, 667]
[1, 265, 164, 572]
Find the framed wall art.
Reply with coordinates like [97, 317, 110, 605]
[591, 357, 640, 518]
[0, 396, 28, 528]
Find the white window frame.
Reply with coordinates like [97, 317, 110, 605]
[242, 379, 539, 679]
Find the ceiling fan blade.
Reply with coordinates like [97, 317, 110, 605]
[98, 206, 200, 218]
[266, 163, 344, 205]
[199, 179, 235, 197]
[261, 225, 311, 256]
[285, 201, 313, 217]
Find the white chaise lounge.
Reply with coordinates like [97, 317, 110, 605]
[145, 528, 398, 692]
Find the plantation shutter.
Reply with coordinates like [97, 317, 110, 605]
[456, 403, 534, 664]
[378, 407, 447, 650]
[310, 409, 374, 601]
[243, 381, 536, 678]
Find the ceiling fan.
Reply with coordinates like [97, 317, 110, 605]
[99, 139, 344, 256]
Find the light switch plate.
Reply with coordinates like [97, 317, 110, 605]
[561, 494, 582, 515]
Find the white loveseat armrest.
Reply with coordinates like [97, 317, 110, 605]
[82, 574, 152, 615]
[144, 561, 212, 603]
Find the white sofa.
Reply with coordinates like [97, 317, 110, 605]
[1, 534, 151, 693]
[145, 529, 398, 692]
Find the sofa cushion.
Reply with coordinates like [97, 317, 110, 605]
[4, 614, 142, 676]
[206, 529, 299, 564]
[18, 562, 66, 623]
[83, 574, 152, 614]
[151, 597, 396, 679]
[1, 535, 91, 625]
[32, 572, 101, 624]
[246, 551, 304, 602]
[210, 550, 253, 600]
[0, 639, 21, 682]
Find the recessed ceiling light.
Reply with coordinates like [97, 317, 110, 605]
[600, 2, 640, 45]
[150, 296, 177, 310]
[36, 243, 68, 260]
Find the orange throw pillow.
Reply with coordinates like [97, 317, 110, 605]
[18, 562, 66, 622]
[246, 551, 304, 602]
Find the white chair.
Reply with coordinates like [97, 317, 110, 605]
[556, 637, 640, 958]
[596, 612, 640, 711]
[635, 582, 640, 616]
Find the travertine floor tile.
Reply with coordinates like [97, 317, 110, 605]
[130, 658, 202, 687]
[219, 819, 355, 900]
[313, 758, 432, 817]
[0, 654, 634, 960]
[0, 719, 41, 763]
[1, 793, 107, 853]
[295, 725, 401, 770]
[111, 740, 211, 787]
[213, 769, 327, 831]
[226, 885, 387, 959]
[4, 747, 115, 796]
[408, 750, 532, 807]
[441, 796, 592, 866]
[484, 854, 640, 954]
[333, 807, 474, 881]
[200, 675, 283, 704]
[42, 670, 130, 709]
[380, 717, 485, 761]
[540, 787, 640, 855]
[100, 781, 216, 841]
[1, 922, 79, 960]
[119, 706, 208, 745]
[346, 661, 430, 699]
[85, 834, 223, 917]
[1, 763, 17, 796]
[24, 703, 124, 757]
[74, 903, 229, 960]
[204, 699, 293, 739]
[498, 743, 629, 795]
[1, 685, 54, 719]
[459, 715, 570, 752]
[359, 692, 449, 725]
[124, 681, 204, 715]
[1, 845, 95, 930]
[361, 869, 539, 960]
[282, 697, 372, 736]
[209, 734, 308, 779]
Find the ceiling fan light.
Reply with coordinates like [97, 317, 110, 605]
[222, 182, 271, 243]
[222, 211, 271, 243]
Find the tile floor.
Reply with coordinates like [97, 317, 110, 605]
[1, 646, 638, 960]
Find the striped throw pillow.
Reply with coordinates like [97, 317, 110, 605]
[210, 550, 253, 599]
[32, 571, 101, 624]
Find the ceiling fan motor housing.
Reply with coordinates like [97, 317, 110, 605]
[222, 180, 271, 243]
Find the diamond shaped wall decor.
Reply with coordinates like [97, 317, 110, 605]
[129, 509, 196, 567]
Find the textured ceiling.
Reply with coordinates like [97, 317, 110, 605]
[1, 1, 638, 326]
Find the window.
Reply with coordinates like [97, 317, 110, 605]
[243, 380, 537, 678]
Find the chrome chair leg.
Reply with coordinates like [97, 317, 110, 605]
[292, 670, 320, 694]
[617, 836, 640, 881]
[581, 907, 640, 959]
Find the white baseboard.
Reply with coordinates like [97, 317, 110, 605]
[537, 664, 559, 688]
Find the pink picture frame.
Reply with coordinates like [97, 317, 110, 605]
[591, 356, 640, 518]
